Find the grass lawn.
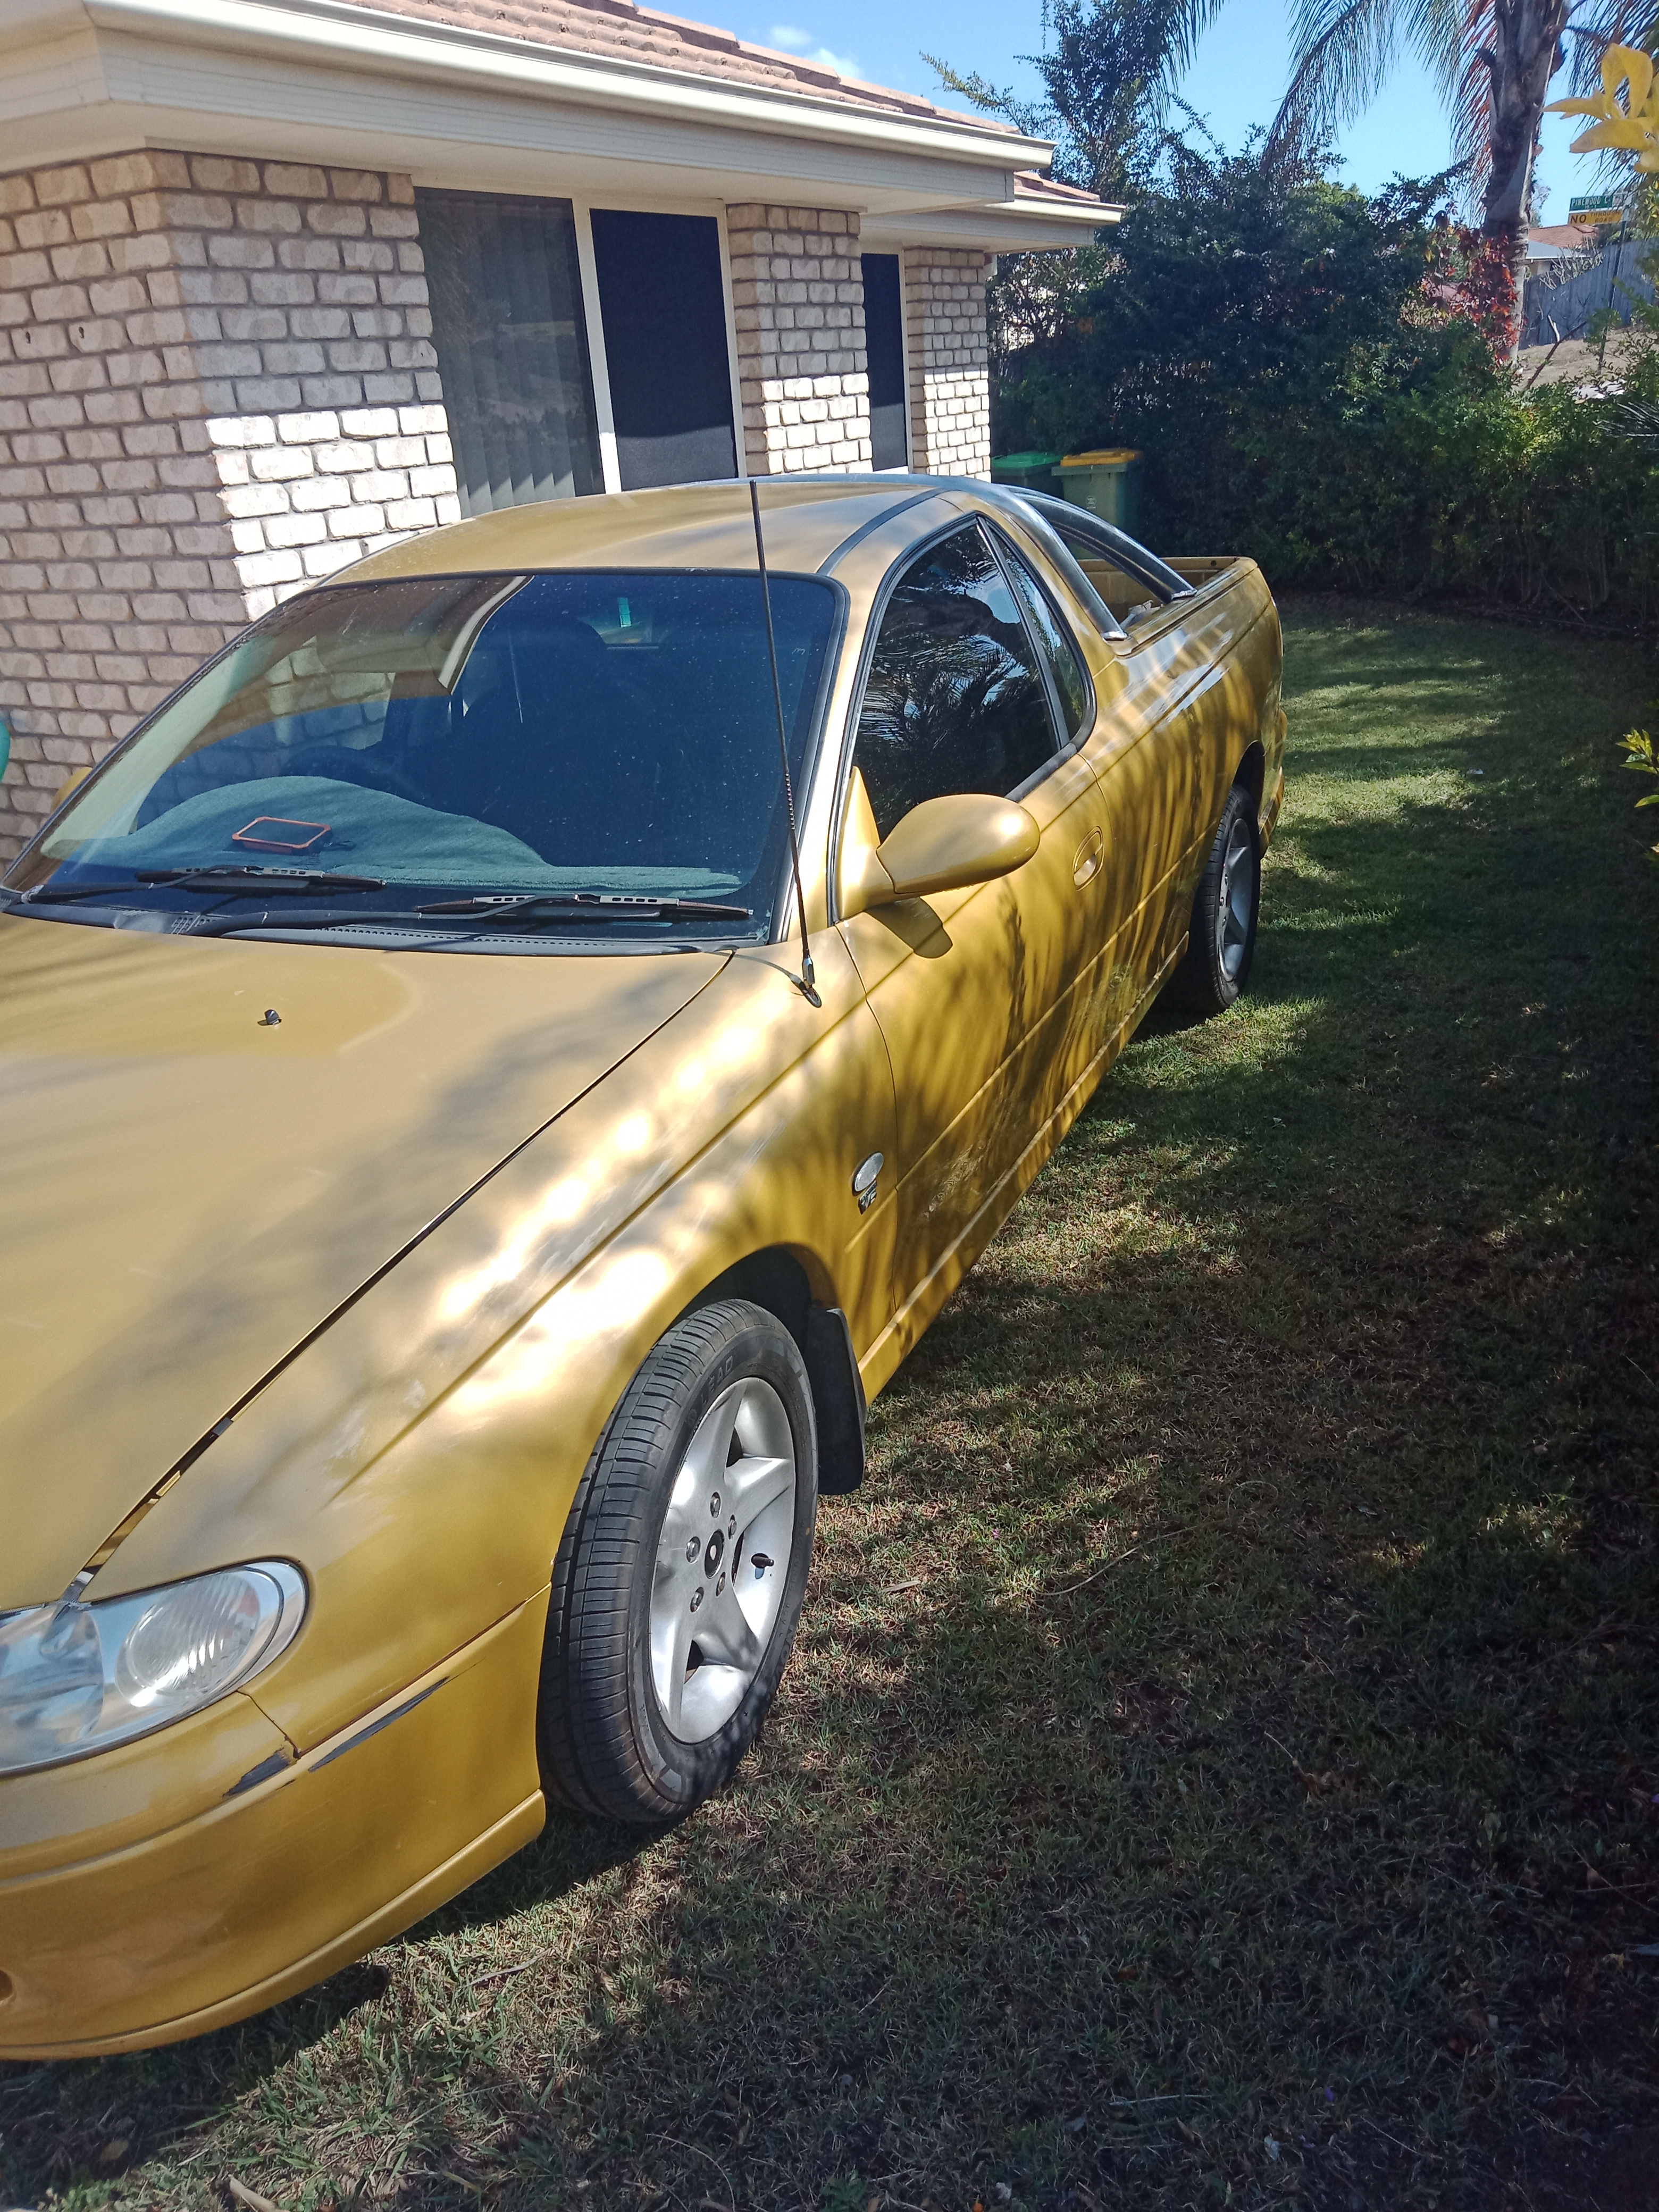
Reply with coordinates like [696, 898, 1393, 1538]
[4, 602, 1657, 2212]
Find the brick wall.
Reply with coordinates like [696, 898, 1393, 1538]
[726, 204, 871, 475]
[901, 247, 992, 478]
[0, 152, 458, 862]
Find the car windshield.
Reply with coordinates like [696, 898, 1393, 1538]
[4, 570, 839, 942]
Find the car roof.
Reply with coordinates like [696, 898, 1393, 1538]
[342, 476, 969, 585]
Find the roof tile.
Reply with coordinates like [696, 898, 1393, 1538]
[348, 0, 1020, 130]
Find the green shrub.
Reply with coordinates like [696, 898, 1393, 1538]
[994, 143, 1659, 626]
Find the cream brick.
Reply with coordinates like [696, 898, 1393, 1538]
[289, 475, 352, 513]
[274, 408, 338, 444]
[191, 156, 262, 195]
[249, 444, 315, 483]
[265, 510, 328, 548]
[306, 204, 367, 239]
[206, 414, 276, 448]
[34, 166, 93, 210]
[340, 405, 398, 438]
[301, 541, 356, 578]
[235, 198, 303, 237]
[220, 481, 291, 520]
[16, 211, 73, 252]
[90, 153, 189, 198]
[1, 146, 465, 853]
[235, 546, 303, 588]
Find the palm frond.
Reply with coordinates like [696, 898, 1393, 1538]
[1451, 41, 1494, 187]
[1150, 0, 1231, 81]
[1568, 0, 1659, 97]
[1269, 0, 1409, 156]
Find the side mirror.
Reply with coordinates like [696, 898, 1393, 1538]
[839, 770, 1040, 919]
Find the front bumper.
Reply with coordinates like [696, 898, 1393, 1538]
[0, 1595, 546, 2057]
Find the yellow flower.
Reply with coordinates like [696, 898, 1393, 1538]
[1545, 43, 1659, 165]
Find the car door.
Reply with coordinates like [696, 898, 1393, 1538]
[833, 518, 1101, 1358]
[994, 505, 1214, 1063]
[1021, 504, 1257, 1018]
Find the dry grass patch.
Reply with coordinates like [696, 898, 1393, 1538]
[3, 603, 1656, 2212]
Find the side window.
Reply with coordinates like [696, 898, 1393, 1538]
[854, 523, 1061, 840]
[996, 541, 1092, 742]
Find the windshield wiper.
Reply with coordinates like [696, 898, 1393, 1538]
[15, 866, 387, 905]
[186, 907, 461, 937]
[417, 892, 752, 923]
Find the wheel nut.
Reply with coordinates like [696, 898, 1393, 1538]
[716, 1571, 726, 1594]
[685, 1536, 699, 1562]
[690, 1586, 704, 1612]
[728, 1515, 736, 1537]
[709, 1490, 721, 1516]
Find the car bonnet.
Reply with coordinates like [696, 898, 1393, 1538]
[0, 916, 726, 1608]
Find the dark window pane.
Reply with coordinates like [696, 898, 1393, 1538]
[861, 252, 908, 472]
[417, 190, 604, 514]
[854, 523, 1060, 839]
[591, 211, 737, 489]
[998, 542, 1091, 740]
[26, 573, 837, 940]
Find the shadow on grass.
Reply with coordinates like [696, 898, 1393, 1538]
[3, 608, 1655, 2212]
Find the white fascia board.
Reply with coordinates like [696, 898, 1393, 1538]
[3, 0, 1054, 183]
[0, 27, 1020, 211]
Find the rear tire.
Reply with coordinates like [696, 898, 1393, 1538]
[1169, 782, 1260, 1016]
[538, 1300, 817, 1825]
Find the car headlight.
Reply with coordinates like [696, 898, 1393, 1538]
[0, 1562, 306, 1777]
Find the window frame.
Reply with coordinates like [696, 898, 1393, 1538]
[415, 186, 608, 517]
[826, 513, 1080, 918]
[860, 250, 911, 473]
[582, 204, 745, 492]
[1011, 490, 1195, 604]
[983, 523, 1097, 773]
[572, 191, 749, 495]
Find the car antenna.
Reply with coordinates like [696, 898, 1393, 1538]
[751, 478, 821, 1008]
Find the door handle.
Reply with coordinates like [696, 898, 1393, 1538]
[1072, 827, 1104, 887]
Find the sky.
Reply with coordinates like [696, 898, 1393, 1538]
[747, 0, 1594, 221]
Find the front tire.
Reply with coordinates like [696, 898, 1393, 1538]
[1169, 782, 1260, 1016]
[538, 1300, 817, 1824]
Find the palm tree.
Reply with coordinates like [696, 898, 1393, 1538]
[940, 0, 1648, 327]
[1269, 0, 1569, 289]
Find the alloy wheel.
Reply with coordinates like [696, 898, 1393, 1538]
[649, 1376, 798, 1741]
[1217, 815, 1255, 981]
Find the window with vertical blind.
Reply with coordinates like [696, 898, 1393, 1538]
[861, 252, 908, 472]
[417, 189, 605, 515]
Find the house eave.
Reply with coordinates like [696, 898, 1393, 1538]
[861, 198, 1121, 253]
[0, 0, 1060, 207]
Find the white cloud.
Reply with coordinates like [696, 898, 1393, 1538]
[766, 22, 861, 74]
